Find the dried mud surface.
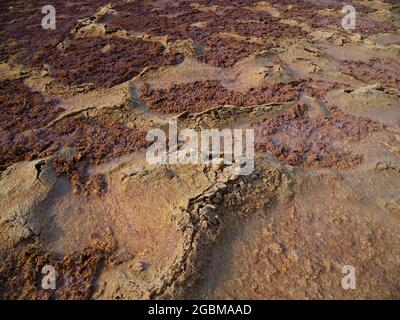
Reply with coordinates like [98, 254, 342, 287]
[0, 0, 400, 300]
[340, 58, 400, 90]
[0, 80, 62, 135]
[253, 103, 382, 169]
[32, 37, 183, 88]
[0, 231, 116, 300]
[140, 79, 340, 114]
[1, 115, 149, 194]
[0, 0, 112, 64]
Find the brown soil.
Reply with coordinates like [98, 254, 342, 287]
[1, 108, 149, 194]
[0, 80, 62, 136]
[268, 0, 392, 34]
[340, 58, 400, 90]
[253, 103, 382, 169]
[49, 118, 149, 166]
[0, 79, 149, 170]
[108, 4, 306, 40]
[34, 37, 183, 88]
[384, 0, 400, 5]
[0, 231, 117, 300]
[205, 8, 306, 38]
[104, 2, 305, 68]
[1, 0, 399, 301]
[0, 0, 112, 63]
[268, 0, 376, 14]
[1, 129, 53, 168]
[108, 7, 267, 68]
[49, 118, 149, 195]
[355, 17, 397, 35]
[140, 79, 340, 114]
[197, 35, 266, 68]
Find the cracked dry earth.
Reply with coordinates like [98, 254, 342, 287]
[0, 0, 399, 300]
